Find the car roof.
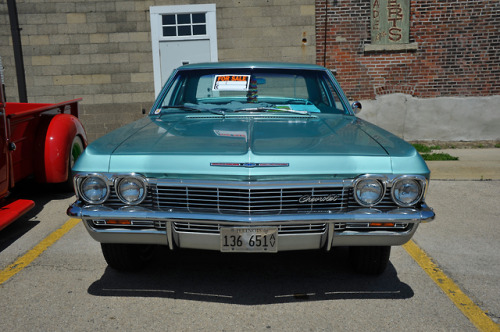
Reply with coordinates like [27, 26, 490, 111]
[177, 61, 328, 71]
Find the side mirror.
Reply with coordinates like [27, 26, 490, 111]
[351, 101, 362, 114]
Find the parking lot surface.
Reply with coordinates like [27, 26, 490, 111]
[1, 150, 499, 331]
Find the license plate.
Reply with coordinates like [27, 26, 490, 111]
[220, 227, 278, 252]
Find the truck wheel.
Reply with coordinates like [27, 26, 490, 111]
[349, 246, 391, 275]
[65, 135, 84, 190]
[100, 243, 156, 271]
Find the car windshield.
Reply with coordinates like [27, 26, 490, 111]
[155, 68, 348, 115]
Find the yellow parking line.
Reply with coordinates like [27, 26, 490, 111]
[404, 240, 500, 332]
[0, 218, 80, 285]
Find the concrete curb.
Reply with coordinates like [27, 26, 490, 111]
[426, 148, 500, 180]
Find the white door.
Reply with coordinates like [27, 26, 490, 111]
[159, 40, 211, 87]
[150, 4, 218, 96]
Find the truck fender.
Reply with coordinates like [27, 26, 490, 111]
[35, 114, 87, 183]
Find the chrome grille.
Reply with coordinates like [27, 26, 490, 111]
[104, 186, 154, 209]
[346, 188, 400, 211]
[154, 184, 347, 215]
[102, 180, 404, 214]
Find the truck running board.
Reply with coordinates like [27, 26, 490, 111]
[0, 199, 35, 231]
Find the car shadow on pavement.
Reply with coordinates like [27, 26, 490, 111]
[0, 179, 74, 252]
[88, 247, 414, 305]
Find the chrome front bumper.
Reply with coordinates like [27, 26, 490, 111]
[68, 201, 435, 251]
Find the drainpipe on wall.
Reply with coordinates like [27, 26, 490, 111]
[7, 0, 28, 103]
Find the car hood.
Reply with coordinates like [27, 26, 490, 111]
[77, 114, 428, 178]
[115, 114, 387, 155]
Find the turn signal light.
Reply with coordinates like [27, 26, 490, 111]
[369, 222, 395, 227]
[106, 220, 131, 225]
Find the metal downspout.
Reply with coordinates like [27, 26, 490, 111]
[7, 0, 28, 103]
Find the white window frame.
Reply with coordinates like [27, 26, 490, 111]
[150, 4, 218, 96]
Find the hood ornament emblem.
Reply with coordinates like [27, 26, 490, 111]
[211, 162, 289, 168]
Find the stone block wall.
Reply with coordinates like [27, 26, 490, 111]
[217, 0, 316, 62]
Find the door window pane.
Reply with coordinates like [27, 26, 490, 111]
[177, 14, 191, 24]
[192, 13, 206, 24]
[177, 26, 191, 36]
[163, 26, 176, 37]
[192, 25, 206, 35]
[162, 15, 176, 25]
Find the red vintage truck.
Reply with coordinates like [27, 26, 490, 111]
[0, 78, 87, 231]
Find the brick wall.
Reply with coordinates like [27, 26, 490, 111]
[316, 0, 500, 100]
[0, 0, 315, 142]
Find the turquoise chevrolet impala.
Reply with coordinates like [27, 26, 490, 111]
[67, 62, 435, 274]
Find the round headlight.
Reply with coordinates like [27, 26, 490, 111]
[116, 176, 147, 205]
[80, 176, 109, 204]
[392, 178, 422, 207]
[354, 178, 385, 207]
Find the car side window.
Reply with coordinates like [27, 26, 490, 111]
[196, 75, 216, 99]
[323, 78, 345, 111]
[161, 75, 185, 106]
[258, 74, 309, 100]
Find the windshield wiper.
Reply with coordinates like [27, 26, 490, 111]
[160, 105, 226, 116]
[284, 98, 313, 105]
[161, 105, 201, 112]
[235, 107, 311, 115]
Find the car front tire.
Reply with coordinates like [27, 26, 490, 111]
[349, 246, 391, 275]
[100, 243, 156, 271]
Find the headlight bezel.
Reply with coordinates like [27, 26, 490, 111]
[353, 175, 387, 207]
[391, 175, 426, 207]
[77, 174, 110, 205]
[115, 175, 148, 205]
